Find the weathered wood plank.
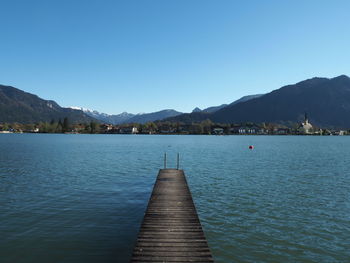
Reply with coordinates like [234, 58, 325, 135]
[131, 169, 214, 262]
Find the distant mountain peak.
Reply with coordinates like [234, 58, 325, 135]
[282, 75, 350, 91]
[294, 77, 329, 86]
[120, 111, 132, 116]
[68, 107, 183, 124]
[125, 109, 183, 124]
[69, 106, 135, 124]
[332, 75, 350, 81]
[192, 107, 202, 113]
[230, 94, 264, 106]
[202, 104, 228, 113]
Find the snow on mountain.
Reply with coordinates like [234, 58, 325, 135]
[69, 107, 135, 124]
[69, 107, 183, 124]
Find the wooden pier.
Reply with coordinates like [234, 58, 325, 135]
[131, 169, 214, 262]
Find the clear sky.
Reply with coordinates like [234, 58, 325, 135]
[1, 0, 350, 114]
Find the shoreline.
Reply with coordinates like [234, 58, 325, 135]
[0, 132, 346, 136]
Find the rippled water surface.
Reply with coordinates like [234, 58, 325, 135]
[1, 134, 350, 262]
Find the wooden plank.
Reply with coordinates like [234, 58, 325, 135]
[131, 169, 214, 262]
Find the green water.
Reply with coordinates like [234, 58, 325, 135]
[0, 134, 349, 262]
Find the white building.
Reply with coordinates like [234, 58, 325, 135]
[298, 113, 313, 134]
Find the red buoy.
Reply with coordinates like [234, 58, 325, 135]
[249, 145, 254, 149]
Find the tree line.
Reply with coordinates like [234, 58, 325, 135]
[0, 118, 101, 134]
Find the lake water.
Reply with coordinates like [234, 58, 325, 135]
[0, 134, 349, 262]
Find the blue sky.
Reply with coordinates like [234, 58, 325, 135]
[1, 0, 350, 114]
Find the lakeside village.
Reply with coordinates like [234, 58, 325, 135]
[0, 114, 348, 135]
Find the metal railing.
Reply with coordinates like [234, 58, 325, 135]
[163, 153, 180, 169]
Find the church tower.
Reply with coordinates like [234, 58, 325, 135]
[299, 112, 313, 134]
[304, 112, 309, 124]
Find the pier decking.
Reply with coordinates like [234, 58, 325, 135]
[131, 169, 214, 262]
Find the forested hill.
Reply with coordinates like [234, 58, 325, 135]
[167, 75, 350, 128]
[0, 85, 96, 123]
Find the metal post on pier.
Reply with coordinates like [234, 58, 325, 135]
[176, 153, 180, 170]
[164, 152, 167, 169]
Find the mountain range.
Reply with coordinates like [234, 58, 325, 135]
[71, 107, 183, 124]
[1, 75, 350, 128]
[167, 75, 350, 128]
[70, 107, 135, 124]
[71, 95, 263, 124]
[191, 94, 264, 114]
